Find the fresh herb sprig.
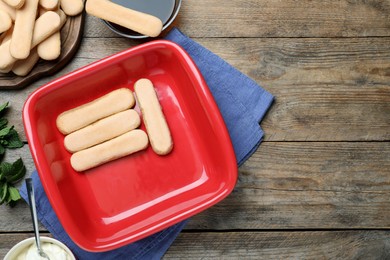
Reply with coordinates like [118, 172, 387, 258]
[0, 102, 24, 156]
[0, 158, 26, 206]
[0, 102, 26, 206]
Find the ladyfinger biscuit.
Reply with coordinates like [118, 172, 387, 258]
[0, 40, 13, 72]
[37, 9, 66, 60]
[0, 68, 11, 73]
[60, 0, 83, 16]
[31, 11, 61, 47]
[56, 88, 135, 135]
[70, 129, 149, 172]
[10, 0, 39, 59]
[12, 47, 39, 76]
[0, 9, 11, 33]
[86, 0, 162, 37]
[0, 25, 12, 44]
[0, 32, 6, 44]
[0, 11, 61, 69]
[3, 0, 24, 9]
[0, 27, 14, 72]
[134, 79, 173, 155]
[0, 0, 16, 20]
[39, 0, 58, 10]
[64, 109, 141, 153]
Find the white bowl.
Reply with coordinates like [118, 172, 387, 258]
[4, 236, 75, 260]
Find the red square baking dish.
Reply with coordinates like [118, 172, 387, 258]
[23, 40, 237, 252]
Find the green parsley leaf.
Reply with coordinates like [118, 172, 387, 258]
[0, 102, 25, 207]
[4, 129, 24, 148]
[0, 102, 9, 116]
[0, 118, 7, 129]
[6, 158, 26, 183]
[0, 162, 12, 180]
[8, 186, 21, 201]
[0, 126, 12, 137]
[0, 159, 26, 206]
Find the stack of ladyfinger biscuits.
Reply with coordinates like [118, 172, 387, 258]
[0, 0, 83, 76]
[0, 0, 165, 77]
[56, 78, 173, 172]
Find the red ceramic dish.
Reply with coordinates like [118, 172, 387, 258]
[23, 40, 237, 252]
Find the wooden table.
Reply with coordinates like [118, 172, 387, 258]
[1, 0, 389, 258]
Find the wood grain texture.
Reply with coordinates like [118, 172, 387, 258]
[0, 142, 388, 232]
[0, 13, 85, 89]
[192, 37, 390, 141]
[0, 37, 388, 141]
[82, 0, 390, 38]
[165, 231, 390, 259]
[0, 1, 389, 258]
[0, 231, 389, 259]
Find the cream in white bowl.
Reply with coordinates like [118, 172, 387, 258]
[4, 237, 75, 260]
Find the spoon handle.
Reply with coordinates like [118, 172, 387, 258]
[25, 178, 42, 251]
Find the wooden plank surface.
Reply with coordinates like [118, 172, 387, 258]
[1, 37, 389, 141]
[165, 231, 390, 259]
[0, 231, 389, 259]
[1, 142, 388, 231]
[0, 0, 389, 258]
[83, 0, 390, 38]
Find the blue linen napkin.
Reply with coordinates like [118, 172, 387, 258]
[165, 28, 274, 165]
[19, 28, 273, 259]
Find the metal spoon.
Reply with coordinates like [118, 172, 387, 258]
[25, 178, 50, 260]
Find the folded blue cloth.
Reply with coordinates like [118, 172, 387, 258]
[165, 28, 274, 165]
[19, 28, 273, 260]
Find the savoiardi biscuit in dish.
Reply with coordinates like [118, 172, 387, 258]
[56, 88, 135, 135]
[70, 129, 149, 172]
[64, 109, 141, 153]
[134, 78, 173, 155]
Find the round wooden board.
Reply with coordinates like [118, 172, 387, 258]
[0, 12, 85, 90]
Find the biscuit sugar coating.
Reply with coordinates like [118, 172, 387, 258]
[39, 0, 58, 10]
[134, 78, 173, 155]
[37, 9, 67, 60]
[12, 47, 40, 76]
[31, 11, 61, 48]
[0, 0, 16, 20]
[60, 0, 83, 16]
[0, 40, 13, 72]
[70, 129, 149, 172]
[3, 0, 24, 9]
[10, 0, 39, 59]
[56, 88, 135, 135]
[0, 9, 12, 33]
[64, 109, 141, 153]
